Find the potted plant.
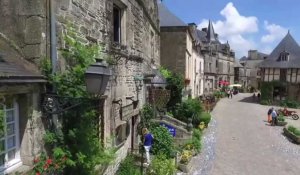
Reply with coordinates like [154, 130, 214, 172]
[178, 150, 193, 173]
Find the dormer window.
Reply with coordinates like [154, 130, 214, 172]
[278, 51, 289, 61]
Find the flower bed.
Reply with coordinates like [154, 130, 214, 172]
[283, 126, 300, 144]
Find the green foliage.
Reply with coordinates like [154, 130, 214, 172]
[151, 126, 175, 158]
[260, 82, 273, 102]
[278, 115, 285, 122]
[43, 131, 58, 145]
[159, 67, 184, 111]
[280, 99, 300, 109]
[213, 91, 226, 98]
[141, 104, 155, 127]
[191, 129, 202, 153]
[260, 99, 272, 105]
[116, 155, 141, 175]
[287, 125, 300, 136]
[37, 26, 115, 175]
[198, 112, 211, 127]
[31, 148, 74, 175]
[0, 109, 4, 138]
[172, 98, 203, 125]
[147, 154, 176, 175]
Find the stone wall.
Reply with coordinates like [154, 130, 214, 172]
[0, 0, 47, 66]
[55, 0, 160, 173]
[160, 27, 187, 75]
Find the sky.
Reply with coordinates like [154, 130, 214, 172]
[162, 0, 300, 59]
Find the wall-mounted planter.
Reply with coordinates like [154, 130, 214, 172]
[283, 127, 300, 144]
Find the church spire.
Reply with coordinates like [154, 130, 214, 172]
[207, 20, 217, 43]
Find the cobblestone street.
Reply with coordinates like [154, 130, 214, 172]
[192, 93, 300, 175]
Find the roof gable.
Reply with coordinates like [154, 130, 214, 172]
[260, 32, 300, 68]
[158, 3, 186, 27]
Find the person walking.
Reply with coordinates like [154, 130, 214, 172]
[142, 128, 154, 166]
[230, 89, 233, 98]
[267, 107, 273, 123]
[271, 108, 278, 126]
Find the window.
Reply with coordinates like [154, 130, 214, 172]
[113, 5, 121, 43]
[278, 51, 289, 61]
[0, 96, 20, 173]
[115, 121, 130, 146]
[216, 60, 218, 68]
[209, 63, 212, 72]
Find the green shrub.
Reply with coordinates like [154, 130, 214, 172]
[117, 155, 141, 175]
[213, 91, 225, 98]
[288, 125, 296, 133]
[287, 125, 300, 136]
[280, 99, 300, 109]
[151, 126, 175, 158]
[147, 154, 176, 175]
[278, 115, 285, 122]
[260, 100, 271, 105]
[198, 112, 211, 127]
[172, 98, 203, 124]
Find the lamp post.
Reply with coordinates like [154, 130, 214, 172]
[42, 60, 111, 114]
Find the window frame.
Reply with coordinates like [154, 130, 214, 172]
[0, 97, 21, 173]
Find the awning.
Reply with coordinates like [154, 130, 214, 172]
[229, 84, 242, 87]
[219, 80, 230, 86]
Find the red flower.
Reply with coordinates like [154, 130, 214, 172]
[43, 164, 49, 170]
[33, 158, 39, 163]
[46, 158, 53, 165]
[36, 172, 41, 175]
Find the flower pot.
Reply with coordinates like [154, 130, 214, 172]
[178, 162, 192, 173]
[283, 127, 300, 144]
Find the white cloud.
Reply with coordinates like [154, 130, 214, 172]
[261, 21, 287, 43]
[197, 2, 259, 58]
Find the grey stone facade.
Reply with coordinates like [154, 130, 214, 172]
[0, 0, 160, 174]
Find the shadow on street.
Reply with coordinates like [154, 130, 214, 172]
[238, 95, 260, 104]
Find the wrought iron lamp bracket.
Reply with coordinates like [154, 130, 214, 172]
[42, 93, 101, 115]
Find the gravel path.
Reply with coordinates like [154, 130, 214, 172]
[187, 93, 300, 175]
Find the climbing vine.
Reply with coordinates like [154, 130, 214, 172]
[33, 27, 115, 175]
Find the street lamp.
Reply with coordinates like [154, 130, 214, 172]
[42, 60, 111, 114]
[85, 60, 112, 95]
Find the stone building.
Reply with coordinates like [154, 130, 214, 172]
[198, 21, 235, 94]
[260, 32, 300, 102]
[158, 3, 204, 98]
[0, 0, 160, 174]
[240, 50, 268, 89]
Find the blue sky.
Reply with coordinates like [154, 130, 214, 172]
[162, 0, 300, 58]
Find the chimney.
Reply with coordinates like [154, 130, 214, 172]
[248, 50, 257, 59]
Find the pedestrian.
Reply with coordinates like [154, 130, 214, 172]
[230, 89, 233, 98]
[142, 127, 154, 166]
[267, 107, 273, 123]
[271, 108, 278, 126]
[227, 89, 230, 98]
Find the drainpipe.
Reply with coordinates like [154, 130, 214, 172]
[49, 0, 61, 138]
[50, 0, 57, 75]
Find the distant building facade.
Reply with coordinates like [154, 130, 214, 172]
[158, 4, 204, 98]
[240, 50, 268, 89]
[198, 21, 235, 94]
[260, 32, 300, 101]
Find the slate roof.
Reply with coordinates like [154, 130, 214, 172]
[234, 61, 243, 68]
[0, 53, 45, 83]
[207, 20, 218, 43]
[260, 32, 300, 68]
[158, 3, 186, 27]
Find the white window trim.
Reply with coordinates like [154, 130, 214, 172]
[0, 98, 22, 174]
